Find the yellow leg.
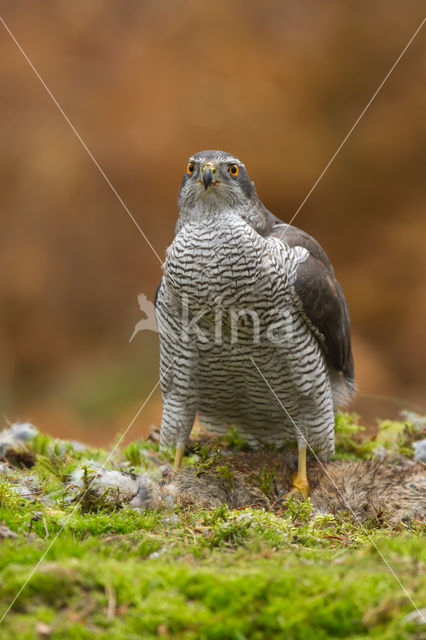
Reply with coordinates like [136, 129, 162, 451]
[288, 444, 309, 498]
[173, 445, 184, 473]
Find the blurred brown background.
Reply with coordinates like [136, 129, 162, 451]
[1, 1, 425, 445]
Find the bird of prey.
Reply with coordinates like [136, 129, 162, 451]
[155, 150, 354, 496]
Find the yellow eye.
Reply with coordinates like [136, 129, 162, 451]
[229, 164, 239, 177]
[187, 163, 195, 175]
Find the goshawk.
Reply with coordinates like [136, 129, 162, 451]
[155, 150, 354, 495]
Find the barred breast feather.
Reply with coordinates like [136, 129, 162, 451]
[156, 212, 336, 455]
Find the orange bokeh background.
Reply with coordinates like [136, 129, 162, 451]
[1, 2, 425, 444]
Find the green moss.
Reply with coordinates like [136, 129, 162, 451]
[334, 411, 424, 460]
[122, 438, 160, 469]
[334, 411, 366, 458]
[258, 465, 277, 495]
[194, 446, 222, 476]
[0, 536, 423, 639]
[221, 426, 251, 451]
[214, 464, 234, 489]
[371, 418, 420, 459]
[0, 418, 424, 639]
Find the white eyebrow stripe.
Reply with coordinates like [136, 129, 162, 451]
[224, 159, 246, 168]
[188, 157, 245, 167]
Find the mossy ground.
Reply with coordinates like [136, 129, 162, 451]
[0, 414, 424, 639]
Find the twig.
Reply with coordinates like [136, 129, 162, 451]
[231, 504, 258, 511]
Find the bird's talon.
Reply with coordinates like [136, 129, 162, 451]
[282, 445, 310, 498]
[288, 472, 310, 498]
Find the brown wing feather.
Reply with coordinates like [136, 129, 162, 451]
[267, 219, 354, 394]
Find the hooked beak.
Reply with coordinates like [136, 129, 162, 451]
[202, 162, 216, 190]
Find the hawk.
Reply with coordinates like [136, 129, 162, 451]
[155, 150, 354, 495]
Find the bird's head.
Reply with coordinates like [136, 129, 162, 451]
[177, 150, 258, 214]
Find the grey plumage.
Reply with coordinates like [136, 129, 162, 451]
[155, 150, 354, 460]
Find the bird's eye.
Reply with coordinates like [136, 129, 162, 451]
[229, 164, 239, 177]
[187, 163, 195, 175]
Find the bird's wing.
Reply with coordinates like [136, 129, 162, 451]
[267, 220, 354, 394]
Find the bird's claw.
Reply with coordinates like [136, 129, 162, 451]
[284, 472, 310, 499]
